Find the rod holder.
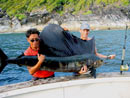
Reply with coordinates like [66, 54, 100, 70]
[120, 64, 129, 72]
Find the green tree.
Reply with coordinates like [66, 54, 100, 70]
[0, 0, 130, 17]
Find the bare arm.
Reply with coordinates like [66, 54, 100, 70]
[95, 48, 116, 59]
[27, 54, 45, 75]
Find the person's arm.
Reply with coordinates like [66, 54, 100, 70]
[27, 54, 45, 75]
[95, 48, 116, 59]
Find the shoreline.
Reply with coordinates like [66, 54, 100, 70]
[0, 5, 130, 34]
[0, 25, 129, 34]
[0, 20, 130, 34]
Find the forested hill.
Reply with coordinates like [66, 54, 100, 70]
[0, 0, 130, 33]
[0, 0, 130, 19]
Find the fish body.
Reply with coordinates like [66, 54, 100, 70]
[5, 54, 103, 72]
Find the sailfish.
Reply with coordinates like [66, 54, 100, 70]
[0, 24, 103, 77]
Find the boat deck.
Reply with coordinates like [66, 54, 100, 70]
[0, 72, 130, 93]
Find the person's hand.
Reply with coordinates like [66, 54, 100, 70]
[37, 54, 45, 63]
[79, 65, 87, 74]
[63, 27, 68, 31]
[108, 54, 116, 59]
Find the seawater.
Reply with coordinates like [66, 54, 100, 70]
[0, 30, 130, 86]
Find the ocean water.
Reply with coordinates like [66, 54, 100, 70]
[0, 30, 130, 86]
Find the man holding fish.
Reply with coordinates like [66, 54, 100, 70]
[79, 23, 116, 73]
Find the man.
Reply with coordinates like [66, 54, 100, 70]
[79, 23, 116, 73]
[24, 28, 54, 80]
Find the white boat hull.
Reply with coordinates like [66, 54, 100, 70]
[0, 72, 130, 98]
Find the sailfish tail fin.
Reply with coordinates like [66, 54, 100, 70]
[0, 48, 8, 73]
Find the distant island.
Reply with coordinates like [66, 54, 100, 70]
[0, 0, 130, 33]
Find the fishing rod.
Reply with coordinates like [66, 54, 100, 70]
[120, 25, 129, 74]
